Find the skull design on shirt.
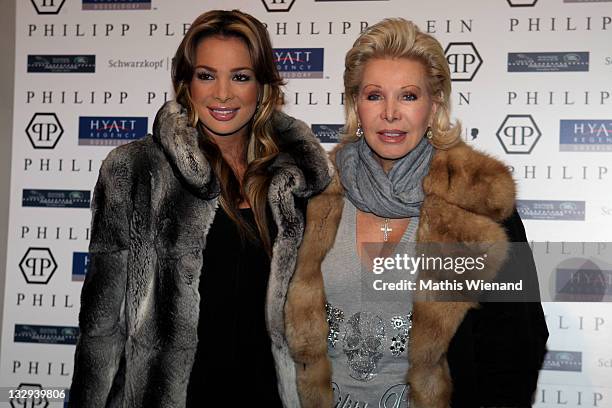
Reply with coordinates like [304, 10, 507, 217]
[342, 311, 386, 381]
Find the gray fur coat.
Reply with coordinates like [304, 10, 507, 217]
[69, 101, 333, 407]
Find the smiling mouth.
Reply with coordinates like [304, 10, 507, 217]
[208, 107, 239, 121]
[377, 130, 408, 142]
[377, 131, 406, 137]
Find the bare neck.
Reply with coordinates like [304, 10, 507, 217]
[207, 129, 249, 207]
[211, 132, 246, 168]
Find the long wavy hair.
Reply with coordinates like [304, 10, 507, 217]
[343, 18, 460, 149]
[172, 9, 284, 255]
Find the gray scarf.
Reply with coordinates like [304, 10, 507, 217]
[335, 136, 434, 218]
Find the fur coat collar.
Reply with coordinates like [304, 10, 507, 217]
[151, 100, 332, 200]
[294, 140, 516, 407]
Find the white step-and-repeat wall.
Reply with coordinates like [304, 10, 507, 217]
[2, 0, 612, 406]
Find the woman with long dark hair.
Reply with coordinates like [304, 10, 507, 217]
[69, 10, 332, 407]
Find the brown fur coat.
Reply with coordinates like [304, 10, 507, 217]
[289, 140, 517, 407]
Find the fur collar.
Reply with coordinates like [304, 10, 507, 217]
[296, 140, 516, 407]
[152, 100, 331, 199]
[422, 141, 515, 222]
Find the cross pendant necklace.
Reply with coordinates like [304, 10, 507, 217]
[380, 218, 392, 242]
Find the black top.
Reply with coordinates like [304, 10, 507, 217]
[186, 207, 282, 406]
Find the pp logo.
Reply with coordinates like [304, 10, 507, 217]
[444, 43, 482, 81]
[19, 247, 57, 285]
[261, 0, 295, 12]
[496, 115, 541, 154]
[30, 0, 66, 15]
[507, 0, 538, 6]
[10, 383, 49, 408]
[26, 113, 63, 149]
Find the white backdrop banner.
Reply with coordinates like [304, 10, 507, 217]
[2, 0, 612, 406]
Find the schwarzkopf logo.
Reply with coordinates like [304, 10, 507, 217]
[516, 199, 586, 221]
[311, 124, 343, 143]
[507, 0, 538, 6]
[14, 324, 79, 345]
[19, 248, 57, 284]
[31, 0, 65, 14]
[26, 113, 63, 149]
[508, 52, 589, 73]
[10, 383, 49, 408]
[444, 43, 482, 81]
[82, 0, 152, 10]
[27, 55, 96, 73]
[496, 115, 541, 154]
[78, 116, 148, 146]
[72, 252, 90, 281]
[108, 58, 167, 70]
[261, 0, 295, 12]
[274, 48, 324, 78]
[543, 351, 583, 372]
[560, 120, 612, 152]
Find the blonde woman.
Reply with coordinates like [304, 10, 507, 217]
[295, 18, 548, 407]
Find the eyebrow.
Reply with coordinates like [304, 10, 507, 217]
[362, 84, 422, 91]
[195, 65, 254, 72]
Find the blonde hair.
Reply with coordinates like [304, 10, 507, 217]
[172, 9, 284, 255]
[343, 18, 460, 149]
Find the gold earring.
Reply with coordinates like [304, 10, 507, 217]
[426, 127, 433, 140]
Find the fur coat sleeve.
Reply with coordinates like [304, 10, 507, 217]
[70, 148, 132, 407]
